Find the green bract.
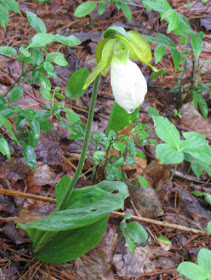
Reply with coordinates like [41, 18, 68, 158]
[83, 27, 157, 89]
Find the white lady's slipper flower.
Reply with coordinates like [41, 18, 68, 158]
[110, 58, 147, 113]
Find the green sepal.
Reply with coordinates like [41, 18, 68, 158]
[83, 39, 116, 89]
[117, 31, 158, 71]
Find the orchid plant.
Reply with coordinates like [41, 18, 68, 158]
[17, 26, 154, 263]
[84, 26, 157, 113]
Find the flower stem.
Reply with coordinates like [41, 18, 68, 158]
[57, 74, 100, 211]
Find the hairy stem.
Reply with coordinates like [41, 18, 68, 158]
[57, 74, 100, 211]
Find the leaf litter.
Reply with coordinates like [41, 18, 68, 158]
[0, 0, 210, 279]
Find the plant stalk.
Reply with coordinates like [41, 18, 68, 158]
[57, 74, 100, 211]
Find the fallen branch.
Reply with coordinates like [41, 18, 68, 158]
[0, 188, 209, 236]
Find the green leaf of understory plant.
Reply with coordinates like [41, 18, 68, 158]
[106, 102, 140, 134]
[177, 248, 211, 280]
[152, 117, 211, 172]
[65, 68, 89, 100]
[17, 180, 129, 263]
[26, 11, 46, 33]
[0, 137, 11, 159]
[120, 213, 148, 253]
[74, 1, 97, 17]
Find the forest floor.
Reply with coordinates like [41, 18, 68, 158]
[0, 0, 210, 279]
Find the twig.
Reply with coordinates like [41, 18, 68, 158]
[0, 188, 209, 236]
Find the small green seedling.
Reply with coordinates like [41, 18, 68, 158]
[120, 213, 148, 253]
[177, 248, 211, 280]
[155, 235, 172, 251]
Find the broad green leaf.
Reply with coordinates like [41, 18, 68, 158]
[0, 46, 17, 57]
[191, 32, 203, 58]
[156, 143, 184, 164]
[22, 142, 36, 169]
[55, 175, 72, 208]
[17, 181, 128, 263]
[65, 68, 89, 100]
[152, 116, 181, 149]
[120, 215, 147, 253]
[0, 3, 9, 31]
[29, 119, 40, 147]
[34, 218, 108, 263]
[26, 11, 46, 33]
[0, 137, 11, 159]
[9, 85, 23, 102]
[177, 262, 208, 280]
[126, 222, 148, 244]
[3, 0, 22, 15]
[147, 106, 160, 117]
[183, 132, 211, 165]
[106, 102, 140, 133]
[54, 34, 81, 46]
[154, 45, 165, 64]
[171, 48, 186, 71]
[28, 33, 54, 48]
[74, 1, 97, 17]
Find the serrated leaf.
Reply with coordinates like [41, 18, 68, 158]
[74, 1, 97, 17]
[29, 33, 54, 48]
[26, 11, 46, 33]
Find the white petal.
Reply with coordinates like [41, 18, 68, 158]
[110, 59, 147, 112]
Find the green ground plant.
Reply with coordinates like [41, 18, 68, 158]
[0, 0, 210, 269]
[177, 248, 211, 280]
